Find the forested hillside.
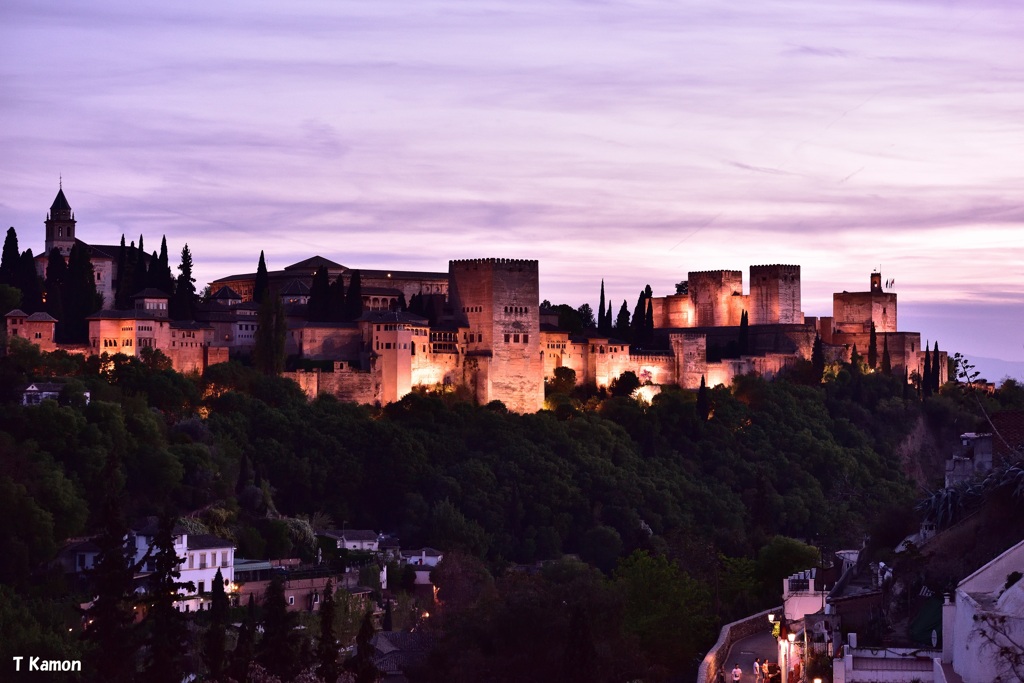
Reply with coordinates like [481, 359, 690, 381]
[3, 337, 1015, 681]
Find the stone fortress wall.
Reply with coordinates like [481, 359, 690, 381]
[12, 186, 947, 412]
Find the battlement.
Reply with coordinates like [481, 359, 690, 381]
[688, 269, 743, 279]
[449, 258, 539, 271]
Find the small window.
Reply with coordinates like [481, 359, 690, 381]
[288, 596, 295, 606]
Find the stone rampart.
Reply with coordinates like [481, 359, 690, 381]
[284, 367, 381, 405]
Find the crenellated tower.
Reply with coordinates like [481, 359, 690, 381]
[749, 264, 802, 325]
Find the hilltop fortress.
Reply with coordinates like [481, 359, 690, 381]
[5, 187, 944, 412]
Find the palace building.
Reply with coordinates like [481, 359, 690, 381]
[5, 185, 945, 411]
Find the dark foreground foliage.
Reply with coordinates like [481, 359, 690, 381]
[3, 339, 1013, 681]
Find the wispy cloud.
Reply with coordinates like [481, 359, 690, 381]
[1, 0, 1023, 363]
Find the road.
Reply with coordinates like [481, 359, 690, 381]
[721, 629, 777, 682]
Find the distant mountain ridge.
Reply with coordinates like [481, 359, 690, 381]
[971, 356, 1024, 384]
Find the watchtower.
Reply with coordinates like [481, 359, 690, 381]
[448, 258, 543, 412]
[749, 264, 802, 325]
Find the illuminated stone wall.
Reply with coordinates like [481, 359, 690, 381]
[671, 332, 708, 389]
[285, 365, 381, 405]
[749, 264, 802, 325]
[448, 258, 544, 413]
[298, 324, 362, 360]
[688, 270, 745, 327]
[833, 273, 897, 334]
[651, 293, 695, 328]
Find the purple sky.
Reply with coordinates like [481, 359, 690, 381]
[2, 0, 1022, 380]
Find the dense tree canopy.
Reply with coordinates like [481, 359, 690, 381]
[0, 335, 1001, 681]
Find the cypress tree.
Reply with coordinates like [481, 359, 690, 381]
[146, 250, 160, 288]
[923, 342, 932, 397]
[114, 235, 130, 309]
[811, 334, 825, 382]
[254, 251, 269, 304]
[64, 241, 100, 342]
[738, 310, 749, 356]
[45, 247, 68, 340]
[139, 513, 194, 683]
[407, 292, 422, 317]
[561, 605, 599, 683]
[308, 266, 331, 322]
[598, 280, 608, 335]
[615, 300, 631, 341]
[330, 278, 349, 319]
[345, 611, 379, 683]
[344, 270, 363, 321]
[396, 292, 407, 312]
[382, 600, 393, 632]
[932, 341, 941, 392]
[258, 575, 298, 681]
[868, 322, 878, 369]
[158, 236, 174, 294]
[133, 235, 147, 294]
[16, 249, 43, 313]
[604, 301, 613, 333]
[850, 344, 861, 371]
[254, 294, 287, 375]
[82, 453, 140, 682]
[630, 290, 646, 344]
[0, 227, 19, 286]
[696, 375, 710, 421]
[881, 333, 892, 376]
[317, 580, 340, 683]
[230, 595, 257, 683]
[170, 244, 196, 321]
[236, 452, 254, 494]
[644, 298, 654, 344]
[203, 567, 230, 682]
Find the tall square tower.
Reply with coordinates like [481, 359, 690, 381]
[448, 258, 543, 413]
[749, 264, 802, 325]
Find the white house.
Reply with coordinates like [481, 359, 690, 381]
[131, 520, 235, 612]
[321, 529, 380, 551]
[783, 567, 827, 622]
[943, 537, 1024, 683]
[402, 547, 444, 568]
[22, 381, 91, 406]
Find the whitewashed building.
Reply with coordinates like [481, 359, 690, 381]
[132, 520, 235, 612]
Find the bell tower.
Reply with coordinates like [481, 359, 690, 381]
[45, 181, 76, 257]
